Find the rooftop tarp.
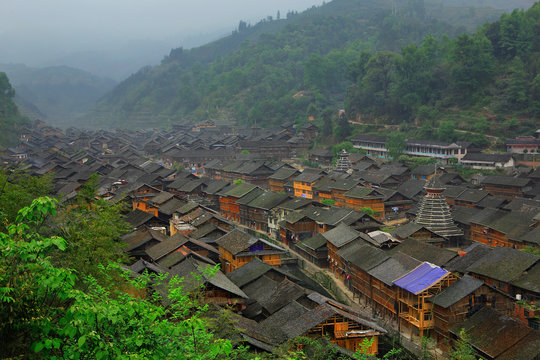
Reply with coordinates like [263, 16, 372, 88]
[393, 262, 448, 295]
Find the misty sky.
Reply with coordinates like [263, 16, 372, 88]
[1, 0, 324, 69]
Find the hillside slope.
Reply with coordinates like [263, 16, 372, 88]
[0, 72, 29, 148]
[89, 0, 510, 129]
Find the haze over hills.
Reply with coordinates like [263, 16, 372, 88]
[0, 64, 117, 128]
[88, 0, 533, 130]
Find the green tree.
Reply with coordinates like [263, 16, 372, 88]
[336, 112, 351, 139]
[506, 57, 528, 108]
[0, 168, 53, 232]
[52, 197, 131, 288]
[321, 108, 334, 136]
[386, 132, 407, 161]
[0, 197, 245, 359]
[438, 121, 457, 142]
[449, 329, 479, 360]
[450, 33, 495, 103]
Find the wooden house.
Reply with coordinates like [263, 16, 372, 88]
[343, 186, 385, 219]
[330, 179, 360, 207]
[469, 209, 536, 249]
[394, 262, 458, 338]
[336, 241, 389, 304]
[121, 228, 168, 259]
[268, 167, 300, 193]
[293, 170, 325, 199]
[322, 223, 365, 275]
[428, 275, 515, 349]
[466, 247, 538, 297]
[218, 183, 261, 223]
[295, 233, 328, 268]
[481, 176, 533, 200]
[268, 197, 313, 239]
[392, 222, 446, 247]
[454, 189, 490, 208]
[216, 229, 286, 273]
[282, 302, 385, 356]
[378, 188, 414, 220]
[242, 191, 288, 233]
[308, 148, 333, 166]
[367, 252, 421, 320]
[279, 212, 318, 245]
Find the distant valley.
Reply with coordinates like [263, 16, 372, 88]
[0, 64, 117, 128]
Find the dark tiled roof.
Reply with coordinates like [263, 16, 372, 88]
[510, 262, 540, 294]
[450, 307, 534, 359]
[203, 180, 229, 195]
[227, 258, 274, 288]
[428, 275, 484, 308]
[321, 223, 361, 248]
[258, 278, 307, 315]
[300, 233, 327, 251]
[482, 175, 532, 187]
[277, 197, 312, 210]
[396, 179, 426, 199]
[389, 238, 457, 266]
[170, 258, 247, 298]
[268, 167, 299, 180]
[338, 241, 389, 271]
[497, 330, 540, 360]
[216, 229, 255, 255]
[124, 209, 155, 228]
[145, 234, 187, 261]
[455, 189, 490, 203]
[222, 183, 259, 198]
[451, 206, 481, 226]
[392, 222, 424, 239]
[246, 191, 288, 210]
[367, 252, 421, 286]
[467, 247, 538, 283]
[444, 243, 493, 273]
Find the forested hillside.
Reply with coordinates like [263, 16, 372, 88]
[0, 72, 28, 147]
[344, 3, 540, 147]
[89, 0, 511, 129]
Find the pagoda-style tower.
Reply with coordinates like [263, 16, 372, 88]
[415, 176, 463, 238]
[335, 149, 352, 172]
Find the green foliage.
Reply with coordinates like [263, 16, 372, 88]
[386, 132, 407, 161]
[0, 168, 53, 232]
[449, 329, 479, 360]
[240, 149, 251, 154]
[302, 160, 320, 168]
[320, 199, 335, 206]
[321, 108, 334, 137]
[398, 155, 438, 168]
[438, 121, 457, 142]
[0, 197, 245, 359]
[171, 162, 186, 172]
[52, 197, 131, 288]
[234, 179, 244, 184]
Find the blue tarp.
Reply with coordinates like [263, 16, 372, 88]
[393, 262, 449, 294]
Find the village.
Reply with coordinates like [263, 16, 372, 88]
[2, 119, 540, 359]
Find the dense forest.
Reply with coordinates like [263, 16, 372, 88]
[89, 0, 512, 130]
[345, 3, 540, 146]
[0, 72, 29, 147]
